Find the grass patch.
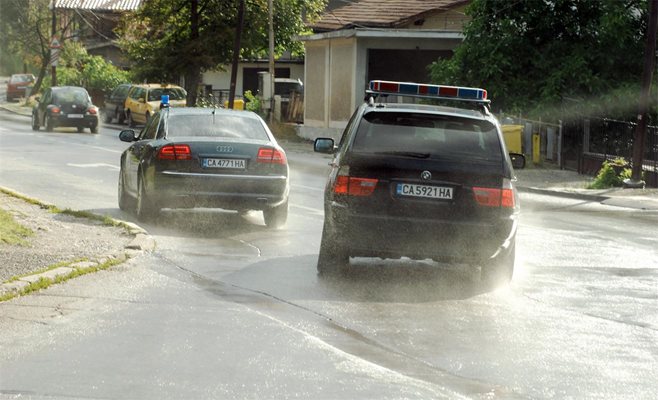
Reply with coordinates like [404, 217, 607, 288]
[0, 208, 34, 246]
[0, 257, 124, 303]
[0, 187, 134, 233]
[268, 121, 305, 143]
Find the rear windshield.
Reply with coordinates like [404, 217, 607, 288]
[10, 75, 33, 83]
[352, 112, 503, 161]
[53, 88, 90, 104]
[165, 114, 269, 140]
[148, 87, 186, 101]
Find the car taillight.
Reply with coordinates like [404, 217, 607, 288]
[257, 147, 287, 164]
[51, 107, 61, 114]
[158, 144, 192, 160]
[473, 179, 516, 208]
[87, 107, 97, 115]
[333, 167, 378, 196]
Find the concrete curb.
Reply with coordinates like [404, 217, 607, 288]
[0, 188, 155, 300]
[516, 186, 610, 202]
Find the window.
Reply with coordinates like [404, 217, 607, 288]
[165, 114, 268, 140]
[352, 112, 502, 161]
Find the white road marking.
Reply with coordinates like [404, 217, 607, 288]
[290, 203, 323, 215]
[67, 163, 120, 170]
[291, 183, 324, 192]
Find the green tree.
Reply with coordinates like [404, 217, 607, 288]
[430, 0, 650, 119]
[116, 0, 326, 106]
[0, 0, 75, 94]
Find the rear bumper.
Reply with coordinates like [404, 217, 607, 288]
[326, 203, 517, 264]
[153, 170, 289, 210]
[51, 114, 99, 128]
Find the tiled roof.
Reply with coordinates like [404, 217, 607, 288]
[53, 0, 142, 11]
[311, 0, 469, 31]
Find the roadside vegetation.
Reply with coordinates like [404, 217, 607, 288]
[0, 208, 33, 246]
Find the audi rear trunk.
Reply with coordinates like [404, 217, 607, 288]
[151, 137, 289, 211]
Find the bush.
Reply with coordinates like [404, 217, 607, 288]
[244, 90, 261, 113]
[588, 158, 631, 189]
[39, 42, 131, 97]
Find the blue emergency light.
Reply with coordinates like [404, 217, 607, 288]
[368, 80, 489, 103]
[160, 94, 170, 109]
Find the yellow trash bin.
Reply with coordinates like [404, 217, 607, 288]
[224, 99, 244, 110]
[501, 125, 523, 154]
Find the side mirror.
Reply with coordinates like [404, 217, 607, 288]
[314, 137, 336, 154]
[35, 96, 41, 102]
[138, 97, 146, 103]
[509, 153, 526, 169]
[119, 129, 136, 142]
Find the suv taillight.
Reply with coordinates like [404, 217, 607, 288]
[158, 144, 192, 160]
[473, 178, 516, 208]
[257, 147, 287, 164]
[333, 167, 378, 196]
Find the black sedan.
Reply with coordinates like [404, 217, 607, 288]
[118, 107, 290, 228]
[103, 83, 132, 124]
[31, 86, 99, 133]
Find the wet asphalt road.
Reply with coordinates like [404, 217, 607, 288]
[0, 111, 657, 399]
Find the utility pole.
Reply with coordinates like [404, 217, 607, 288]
[268, 0, 275, 122]
[626, 0, 658, 188]
[228, 0, 245, 109]
[50, 1, 57, 87]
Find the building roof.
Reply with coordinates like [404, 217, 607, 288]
[311, 0, 469, 31]
[53, 0, 142, 11]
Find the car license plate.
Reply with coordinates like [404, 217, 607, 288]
[203, 158, 246, 169]
[396, 183, 453, 199]
[68, 114, 84, 118]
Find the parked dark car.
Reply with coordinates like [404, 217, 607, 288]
[6, 74, 35, 101]
[103, 83, 132, 124]
[31, 86, 99, 133]
[118, 107, 289, 227]
[313, 80, 526, 285]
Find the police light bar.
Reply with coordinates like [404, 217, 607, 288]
[368, 80, 488, 103]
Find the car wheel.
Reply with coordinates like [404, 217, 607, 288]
[77, 126, 84, 133]
[263, 199, 288, 229]
[135, 176, 159, 221]
[90, 125, 98, 134]
[45, 115, 54, 132]
[31, 113, 39, 131]
[481, 241, 515, 288]
[118, 170, 131, 211]
[127, 111, 135, 127]
[316, 223, 349, 276]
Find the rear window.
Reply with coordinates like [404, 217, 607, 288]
[52, 89, 90, 104]
[165, 114, 269, 140]
[352, 112, 503, 161]
[10, 75, 33, 84]
[148, 87, 186, 101]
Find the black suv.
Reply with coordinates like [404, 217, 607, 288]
[314, 81, 525, 284]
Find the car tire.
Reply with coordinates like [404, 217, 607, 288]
[127, 111, 135, 127]
[90, 125, 98, 134]
[31, 113, 39, 131]
[118, 170, 131, 211]
[135, 176, 159, 221]
[316, 224, 349, 276]
[263, 199, 288, 229]
[45, 115, 54, 132]
[481, 241, 515, 287]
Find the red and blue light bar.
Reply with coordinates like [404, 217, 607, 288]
[368, 80, 488, 102]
